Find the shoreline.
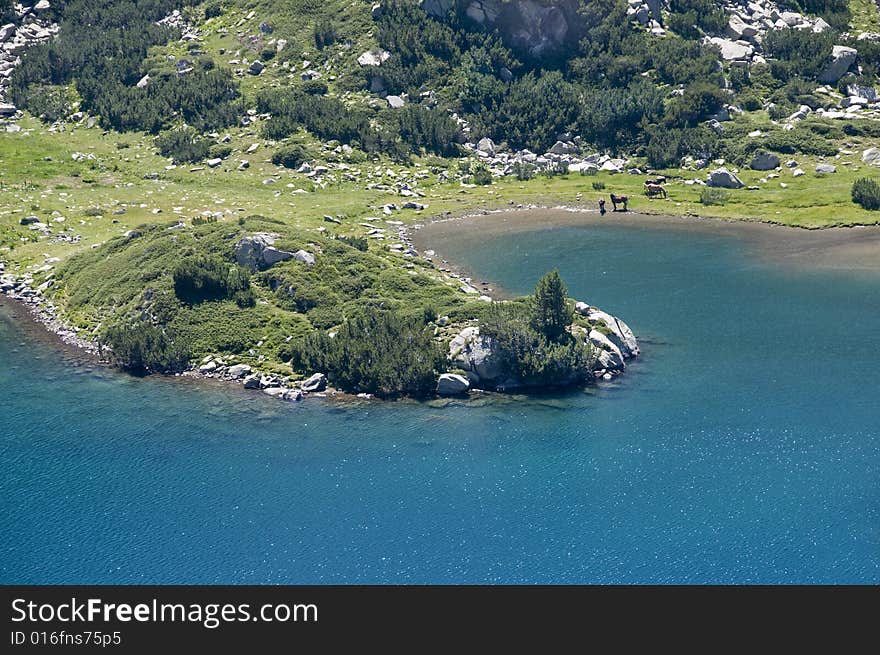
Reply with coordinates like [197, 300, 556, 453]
[5, 203, 879, 405]
[410, 205, 880, 284]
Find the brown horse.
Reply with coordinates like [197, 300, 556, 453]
[610, 193, 628, 212]
[644, 183, 667, 199]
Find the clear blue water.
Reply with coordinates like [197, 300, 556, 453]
[1, 220, 878, 584]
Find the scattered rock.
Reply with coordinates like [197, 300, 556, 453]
[815, 163, 837, 174]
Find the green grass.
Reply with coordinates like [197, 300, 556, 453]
[850, 0, 880, 32]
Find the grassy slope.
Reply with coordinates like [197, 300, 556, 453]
[2, 0, 880, 369]
[850, 0, 880, 32]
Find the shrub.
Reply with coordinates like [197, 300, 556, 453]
[512, 162, 535, 180]
[204, 2, 223, 19]
[155, 126, 210, 164]
[172, 255, 253, 305]
[290, 309, 443, 397]
[260, 48, 276, 62]
[337, 235, 369, 251]
[314, 18, 337, 49]
[852, 178, 880, 211]
[271, 144, 308, 169]
[700, 188, 729, 205]
[208, 144, 233, 160]
[302, 79, 328, 95]
[592, 181, 605, 190]
[472, 164, 493, 185]
[103, 320, 191, 374]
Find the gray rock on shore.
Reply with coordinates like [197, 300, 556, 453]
[302, 372, 327, 392]
[437, 373, 470, 395]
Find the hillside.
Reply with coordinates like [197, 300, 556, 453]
[1, 0, 880, 397]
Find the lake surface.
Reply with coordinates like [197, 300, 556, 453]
[2, 216, 878, 583]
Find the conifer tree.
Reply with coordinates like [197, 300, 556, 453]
[529, 270, 572, 343]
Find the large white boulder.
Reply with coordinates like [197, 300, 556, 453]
[818, 46, 857, 84]
[750, 151, 780, 171]
[862, 147, 880, 165]
[707, 168, 744, 189]
[437, 373, 470, 395]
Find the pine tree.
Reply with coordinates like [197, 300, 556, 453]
[529, 270, 572, 343]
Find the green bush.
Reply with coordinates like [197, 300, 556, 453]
[301, 79, 328, 95]
[208, 144, 233, 160]
[472, 164, 493, 185]
[337, 235, 369, 251]
[289, 309, 443, 397]
[155, 126, 210, 164]
[592, 181, 605, 190]
[172, 255, 253, 305]
[700, 187, 729, 205]
[852, 178, 880, 211]
[103, 320, 191, 374]
[271, 144, 308, 169]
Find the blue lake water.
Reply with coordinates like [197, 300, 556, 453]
[1, 218, 878, 583]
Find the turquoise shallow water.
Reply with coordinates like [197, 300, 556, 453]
[1, 220, 878, 583]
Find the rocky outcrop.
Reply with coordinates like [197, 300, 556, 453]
[426, 0, 584, 58]
[0, 4, 60, 108]
[234, 234, 315, 271]
[448, 302, 638, 391]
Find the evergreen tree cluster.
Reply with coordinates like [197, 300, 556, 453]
[10, 0, 242, 133]
[290, 309, 444, 398]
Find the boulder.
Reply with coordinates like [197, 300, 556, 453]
[263, 387, 287, 397]
[861, 147, 880, 165]
[0, 102, 17, 117]
[817, 46, 857, 84]
[707, 168, 744, 189]
[386, 95, 405, 109]
[357, 49, 390, 66]
[476, 136, 496, 155]
[585, 308, 639, 358]
[227, 364, 252, 379]
[283, 389, 304, 401]
[815, 163, 837, 173]
[709, 37, 753, 61]
[199, 361, 218, 374]
[588, 330, 625, 371]
[248, 60, 265, 76]
[437, 373, 471, 395]
[750, 151, 780, 171]
[301, 372, 327, 392]
[293, 250, 316, 266]
[234, 233, 295, 271]
[449, 326, 507, 385]
[243, 374, 261, 389]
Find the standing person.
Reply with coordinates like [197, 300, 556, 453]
[598, 197, 606, 216]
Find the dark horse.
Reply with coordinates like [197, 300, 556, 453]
[610, 193, 628, 212]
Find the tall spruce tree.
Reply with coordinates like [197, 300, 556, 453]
[530, 270, 572, 343]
